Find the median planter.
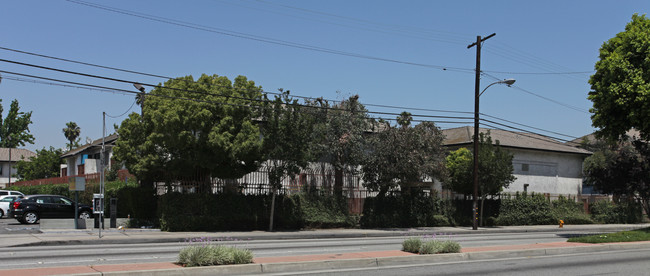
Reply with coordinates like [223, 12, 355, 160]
[402, 236, 462, 254]
[177, 237, 254, 267]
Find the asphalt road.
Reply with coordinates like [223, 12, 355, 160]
[0, 231, 609, 270]
[0, 217, 40, 234]
[264, 248, 650, 276]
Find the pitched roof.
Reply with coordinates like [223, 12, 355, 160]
[61, 134, 119, 158]
[0, 148, 37, 162]
[442, 126, 591, 155]
[569, 129, 641, 146]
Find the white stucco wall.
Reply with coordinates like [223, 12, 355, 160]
[503, 148, 586, 196]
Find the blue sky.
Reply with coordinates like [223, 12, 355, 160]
[0, 0, 647, 152]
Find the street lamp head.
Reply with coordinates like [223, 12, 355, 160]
[133, 83, 145, 92]
[503, 78, 516, 86]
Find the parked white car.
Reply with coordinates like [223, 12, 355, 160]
[0, 190, 25, 200]
[0, 195, 23, 218]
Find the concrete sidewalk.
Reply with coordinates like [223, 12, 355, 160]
[4, 223, 650, 248]
[2, 240, 650, 275]
[1, 224, 649, 275]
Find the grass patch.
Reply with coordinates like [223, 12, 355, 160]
[567, 227, 650, 243]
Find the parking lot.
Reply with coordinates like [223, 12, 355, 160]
[0, 217, 40, 234]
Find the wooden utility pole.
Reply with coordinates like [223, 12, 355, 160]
[467, 33, 495, 230]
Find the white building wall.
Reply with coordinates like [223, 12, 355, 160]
[503, 149, 585, 196]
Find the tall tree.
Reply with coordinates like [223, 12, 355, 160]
[113, 74, 265, 191]
[0, 99, 35, 148]
[62, 121, 81, 152]
[15, 147, 64, 180]
[588, 14, 650, 141]
[584, 138, 650, 219]
[307, 95, 371, 197]
[362, 112, 447, 197]
[261, 89, 314, 231]
[445, 132, 515, 225]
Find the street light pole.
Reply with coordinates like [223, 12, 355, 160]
[468, 33, 494, 230]
[468, 33, 516, 230]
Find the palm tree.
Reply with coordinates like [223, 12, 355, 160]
[63, 121, 81, 152]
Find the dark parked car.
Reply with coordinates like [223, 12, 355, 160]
[9, 195, 93, 224]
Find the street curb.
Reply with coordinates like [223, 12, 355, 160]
[14, 224, 650, 247]
[54, 241, 650, 276]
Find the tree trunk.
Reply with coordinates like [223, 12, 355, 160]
[269, 188, 276, 232]
[334, 168, 343, 198]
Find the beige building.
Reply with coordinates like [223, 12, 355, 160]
[442, 127, 592, 198]
[0, 148, 37, 188]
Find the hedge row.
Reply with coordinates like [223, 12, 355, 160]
[362, 192, 644, 228]
[495, 192, 643, 226]
[158, 192, 355, 231]
[359, 193, 500, 228]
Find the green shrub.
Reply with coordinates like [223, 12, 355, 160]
[432, 215, 451, 226]
[418, 240, 444, 254]
[439, 240, 462, 253]
[401, 237, 462, 254]
[590, 200, 643, 224]
[551, 196, 594, 225]
[485, 216, 497, 227]
[496, 192, 556, 226]
[418, 240, 462, 254]
[360, 193, 446, 228]
[158, 192, 356, 231]
[402, 237, 422, 253]
[298, 193, 356, 228]
[178, 245, 214, 266]
[231, 248, 254, 264]
[178, 245, 253, 267]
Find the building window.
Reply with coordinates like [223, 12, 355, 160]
[522, 164, 529, 171]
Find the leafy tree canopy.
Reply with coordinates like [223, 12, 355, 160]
[588, 14, 650, 141]
[583, 139, 650, 218]
[113, 74, 265, 184]
[0, 99, 35, 148]
[261, 89, 314, 187]
[444, 132, 515, 197]
[362, 112, 447, 197]
[306, 94, 372, 196]
[16, 147, 63, 181]
[308, 94, 371, 171]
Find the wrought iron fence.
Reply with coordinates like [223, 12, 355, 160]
[153, 165, 375, 214]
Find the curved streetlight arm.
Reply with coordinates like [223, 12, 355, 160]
[479, 78, 516, 97]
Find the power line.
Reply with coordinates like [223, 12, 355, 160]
[65, 0, 474, 74]
[480, 113, 579, 139]
[480, 121, 583, 148]
[0, 51, 475, 115]
[1, 58, 583, 141]
[4, 71, 586, 146]
[481, 118, 573, 144]
[482, 72, 589, 113]
[3, 74, 474, 127]
[0, 70, 475, 122]
[105, 99, 137, 118]
[1, 55, 585, 141]
[224, 1, 593, 76]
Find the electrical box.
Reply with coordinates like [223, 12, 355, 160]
[93, 194, 104, 214]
